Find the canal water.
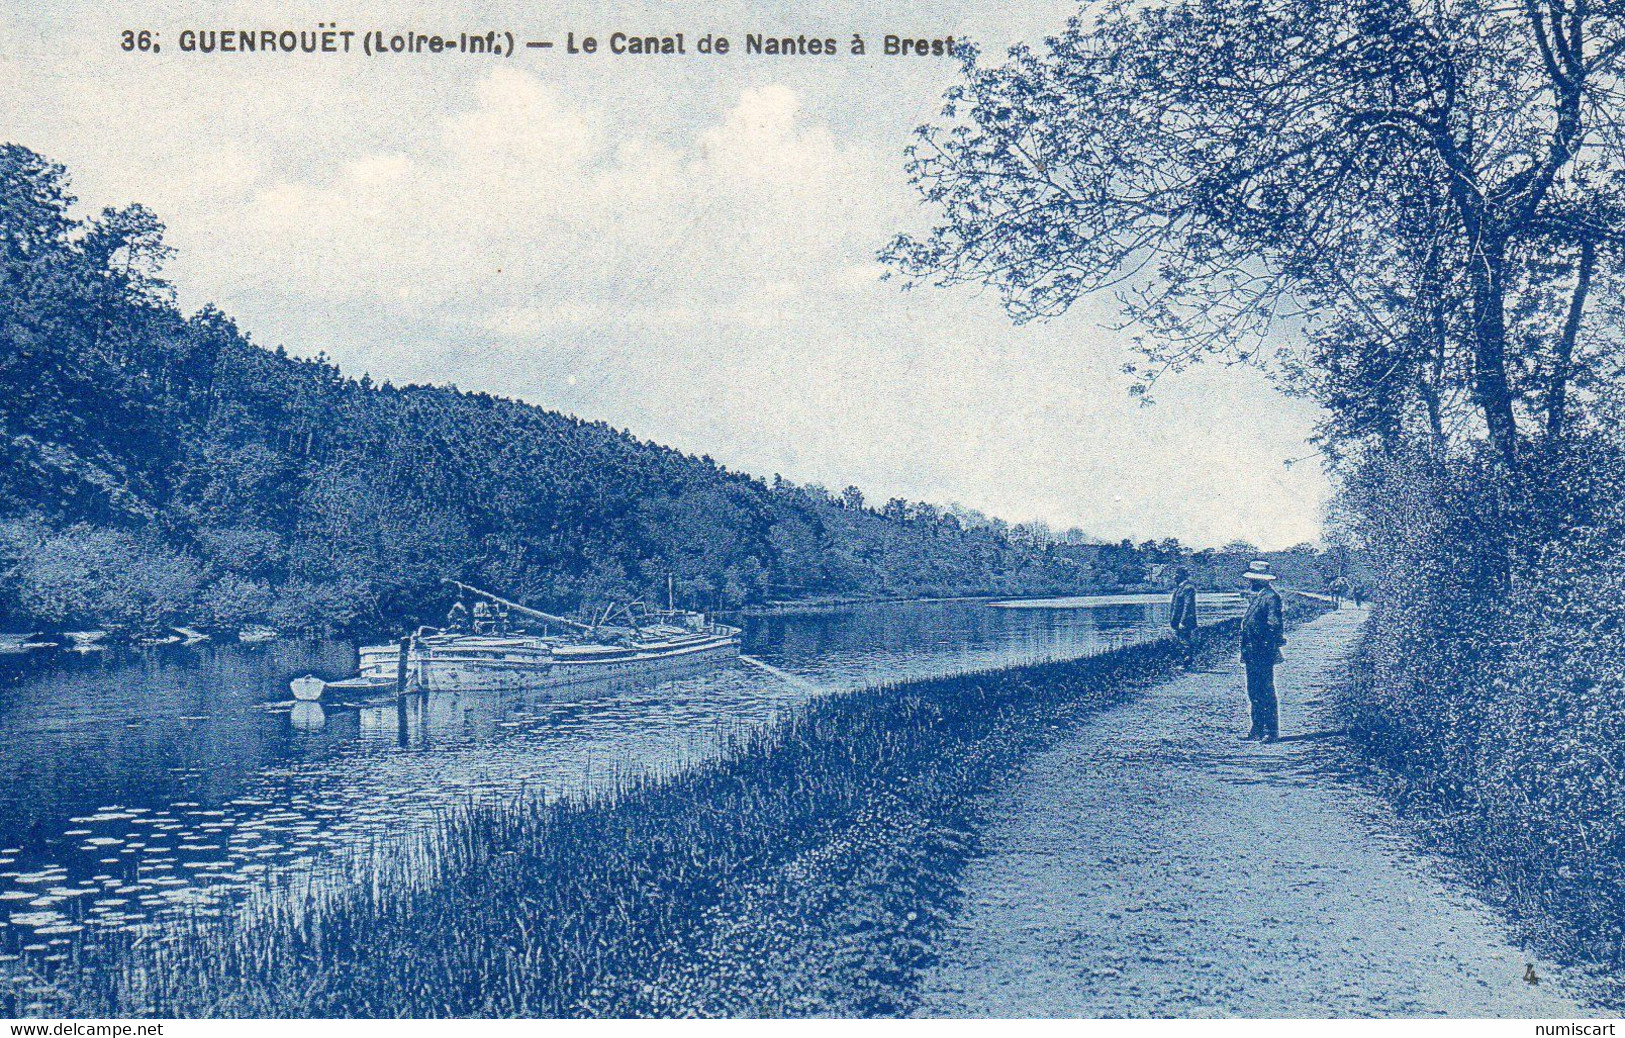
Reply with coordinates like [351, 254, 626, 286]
[0, 594, 1241, 961]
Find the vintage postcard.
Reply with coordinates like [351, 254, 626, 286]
[1, 0, 1623, 1027]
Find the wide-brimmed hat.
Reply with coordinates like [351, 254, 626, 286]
[1242, 560, 1278, 582]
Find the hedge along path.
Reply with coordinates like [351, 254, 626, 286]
[918, 606, 1598, 1017]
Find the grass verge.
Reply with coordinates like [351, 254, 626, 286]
[36, 611, 1319, 1018]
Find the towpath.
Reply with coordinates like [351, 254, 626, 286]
[919, 606, 1599, 1017]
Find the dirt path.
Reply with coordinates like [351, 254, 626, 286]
[918, 606, 1599, 1017]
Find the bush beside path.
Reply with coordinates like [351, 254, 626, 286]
[918, 606, 1603, 1017]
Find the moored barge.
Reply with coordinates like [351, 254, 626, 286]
[324, 582, 742, 695]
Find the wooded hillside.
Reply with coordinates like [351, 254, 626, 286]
[0, 145, 1158, 635]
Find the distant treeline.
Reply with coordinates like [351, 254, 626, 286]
[0, 145, 1324, 637]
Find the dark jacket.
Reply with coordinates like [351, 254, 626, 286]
[1170, 580, 1198, 634]
[1240, 585, 1284, 663]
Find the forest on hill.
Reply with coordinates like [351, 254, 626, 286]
[0, 144, 1297, 637]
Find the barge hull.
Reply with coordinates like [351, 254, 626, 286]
[355, 633, 743, 692]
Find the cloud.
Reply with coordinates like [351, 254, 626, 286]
[180, 70, 881, 333]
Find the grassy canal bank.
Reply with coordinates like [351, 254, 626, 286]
[36, 606, 1320, 1018]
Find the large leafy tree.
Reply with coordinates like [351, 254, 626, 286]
[883, 0, 1625, 468]
[0, 144, 181, 516]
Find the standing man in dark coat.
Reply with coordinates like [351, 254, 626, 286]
[1169, 566, 1199, 661]
[1239, 560, 1284, 742]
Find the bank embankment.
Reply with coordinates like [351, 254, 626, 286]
[40, 612, 1285, 1018]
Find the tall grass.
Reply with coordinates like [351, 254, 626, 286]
[31, 616, 1272, 1018]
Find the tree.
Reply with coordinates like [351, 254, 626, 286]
[883, 0, 1625, 469]
[0, 142, 1110, 630]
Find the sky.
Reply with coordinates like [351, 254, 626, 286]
[0, 0, 1331, 549]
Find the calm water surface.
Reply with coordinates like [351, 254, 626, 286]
[0, 594, 1241, 960]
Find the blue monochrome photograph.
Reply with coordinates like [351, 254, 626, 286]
[1, 0, 1624, 1025]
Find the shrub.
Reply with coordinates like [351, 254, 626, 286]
[203, 573, 275, 630]
[8, 524, 205, 632]
[1337, 429, 1625, 965]
[268, 576, 377, 636]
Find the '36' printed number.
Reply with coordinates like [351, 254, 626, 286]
[121, 30, 159, 52]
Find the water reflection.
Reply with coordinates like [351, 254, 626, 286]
[0, 595, 1240, 964]
[289, 702, 326, 731]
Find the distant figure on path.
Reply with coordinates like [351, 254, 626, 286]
[1169, 566, 1198, 661]
[1239, 561, 1284, 742]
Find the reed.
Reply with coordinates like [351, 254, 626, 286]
[27, 617, 1264, 1018]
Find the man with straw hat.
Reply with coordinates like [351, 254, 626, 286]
[1239, 560, 1285, 742]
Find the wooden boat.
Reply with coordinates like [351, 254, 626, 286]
[330, 582, 743, 694]
[542, 623, 743, 687]
[356, 633, 560, 692]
